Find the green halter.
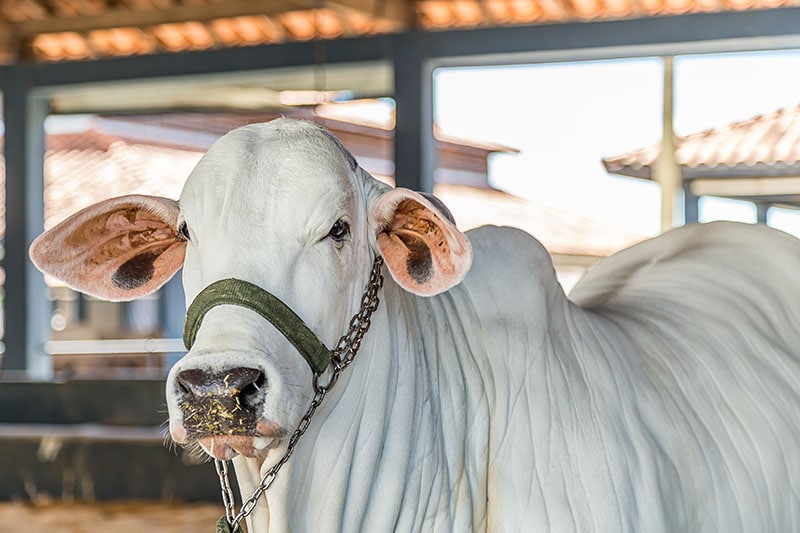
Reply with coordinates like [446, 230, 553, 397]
[183, 278, 332, 374]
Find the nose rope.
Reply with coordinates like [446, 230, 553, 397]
[183, 278, 332, 374]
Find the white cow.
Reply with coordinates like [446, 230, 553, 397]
[30, 118, 800, 532]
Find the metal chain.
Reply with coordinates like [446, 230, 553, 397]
[315, 255, 385, 393]
[215, 458, 237, 524]
[220, 256, 384, 531]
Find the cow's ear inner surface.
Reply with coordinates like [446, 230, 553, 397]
[29, 195, 186, 301]
[371, 188, 472, 296]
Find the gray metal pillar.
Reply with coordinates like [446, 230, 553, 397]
[161, 275, 186, 372]
[683, 183, 699, 224]
[393, 35, 435, 193]
[2, 66, 51, 378]
[756, 203, 769, 224]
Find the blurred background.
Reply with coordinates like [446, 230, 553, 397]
[1, 0, 800, 530]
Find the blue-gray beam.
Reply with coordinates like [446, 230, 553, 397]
[683, 183, 699, 224]
[2, 67, 51, 378]
[422, 8, 800, 65]
[756, 203, 770, 224]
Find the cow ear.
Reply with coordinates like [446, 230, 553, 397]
[29, 195, 186, 302]
[371, 188, 472, 296]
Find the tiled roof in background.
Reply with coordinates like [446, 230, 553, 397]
[1, 0, 797, 63]
[432, 183, 644, 258]
[603, 104, 800, 180]
[2, 108, 643, 262]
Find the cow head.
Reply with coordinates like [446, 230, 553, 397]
[29, 118, 472, 461]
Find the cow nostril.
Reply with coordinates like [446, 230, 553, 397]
[240, 371, 266, 399]
[176, 368, 207, 397]
[176, 367, 265, 400]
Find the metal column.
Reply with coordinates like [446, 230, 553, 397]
[393, 34, 435, 193]
[2, 66, 51, 378]
[756, 203, 770, 224]
[683, 183, 699, 224]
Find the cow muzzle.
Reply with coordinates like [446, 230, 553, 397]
[173, 256, 384, 461]
[172, 366, 284, 460]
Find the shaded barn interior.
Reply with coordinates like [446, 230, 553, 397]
[0, 0, 798, 508]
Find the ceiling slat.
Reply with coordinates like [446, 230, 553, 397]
[329, 0, 413, 26]
[11, 0, 314, 37]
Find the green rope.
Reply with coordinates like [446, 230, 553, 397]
[183, 278, 332, 375]
[216, 515, 244, 533]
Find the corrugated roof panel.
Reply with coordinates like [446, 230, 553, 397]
[484, 0, 515, 22]
[210, 18, 268, 46]
[3, 0, 47, 22]
[10, 0, 800, 63]
[574, 0, 604, 18]
[452, 0, 484, 25]
[151, 24, 192, 52]
[88, 28, 154, 57]
[602, 0, 634, 17]
[419, 1, 457, 27]
[181, 21, 215, 49]
[315, 9, 346, 39]
[524, 0, 561, 21]
[233, 16, 283, 44]
[48, 31, 93, 60]
[279, 10, 319, 41]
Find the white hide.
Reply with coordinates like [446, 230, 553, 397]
[30, 119, 800, 532]
[253, 220, 800, 533]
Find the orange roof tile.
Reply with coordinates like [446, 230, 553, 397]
[603, 104, 800, 180]
[3, 0, 797, 63]
[5, 110, 640, 260]
[433, 183, 645, 257]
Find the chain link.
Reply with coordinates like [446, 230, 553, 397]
[215, 459, 237, 524]
[220, 256, 384, 531]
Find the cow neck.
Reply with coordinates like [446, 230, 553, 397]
[207, 256, 385, 532]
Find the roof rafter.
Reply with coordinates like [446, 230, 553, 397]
[10, 0, 411, 38]
[0, 20, 17, 62]
[327, 0, 413, 27]
[11, 0, 317, 36]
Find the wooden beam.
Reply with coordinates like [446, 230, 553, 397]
[654, 56, 681, 232]
[0, 21, 18, 62]
[691, 176, 800, 197]
[538, 0, 570, 19]
[11, 0, 313, 37]
[24, 7, 800, 88]
[328, 0, 413, 26]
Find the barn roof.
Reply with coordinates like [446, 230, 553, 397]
[1, 0, 796, 64]
[603, 104, 800, 180]
[432, 183, 645, 259]
[10, 109, 639, 262]
[602, 104, 800, 208]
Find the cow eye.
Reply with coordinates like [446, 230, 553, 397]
[178, 221, 191, 241]
[327, 219, 350, 242]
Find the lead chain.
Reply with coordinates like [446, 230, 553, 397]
[215, 459, 237, 524]
[219, 256, 384, 531]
